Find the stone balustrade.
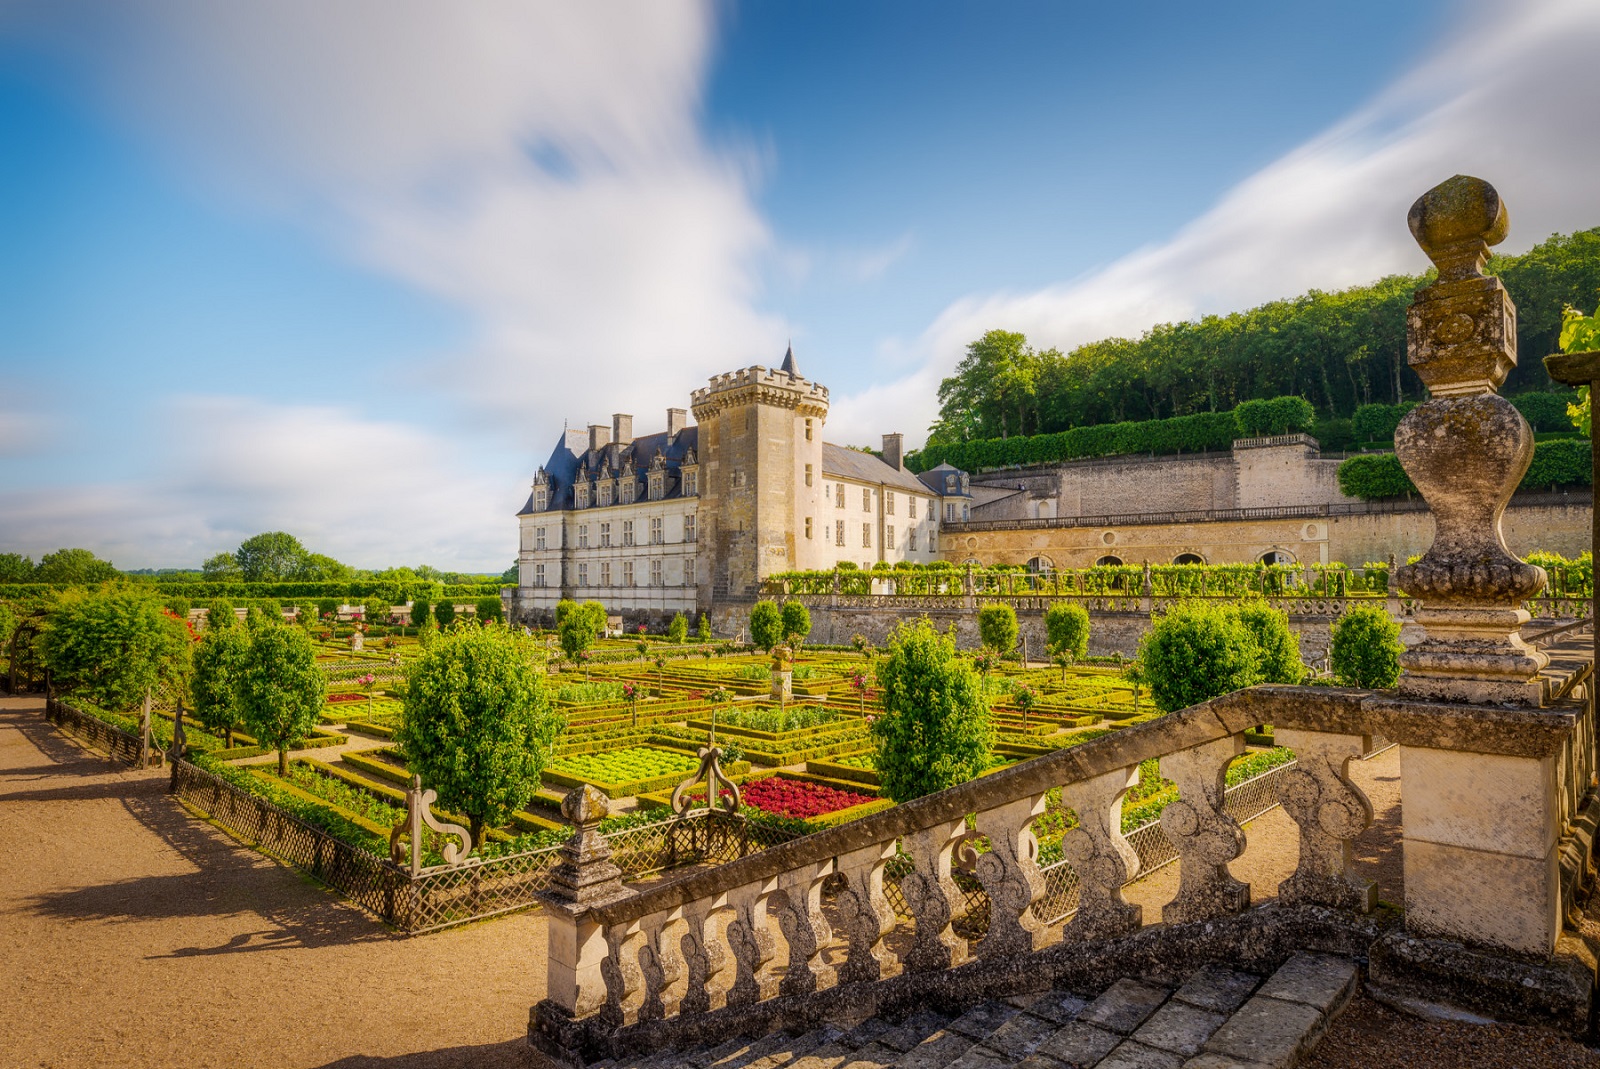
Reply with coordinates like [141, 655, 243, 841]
[531, 656, 1596, 1063]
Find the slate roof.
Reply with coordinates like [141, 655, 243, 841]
[518, 425, 700, 515]
[917, 462, 973, 498]
[821, 443, 932, 495]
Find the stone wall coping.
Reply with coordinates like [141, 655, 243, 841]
[586, 680, 1584, 927]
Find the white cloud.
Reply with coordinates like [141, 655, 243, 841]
[0, 397, 516, 569]
[828, 0, 1600, 447]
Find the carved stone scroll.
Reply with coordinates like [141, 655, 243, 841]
[723, 880, 777, 1007]
[899, 818, 970, 972]
[834, 841, 897, 984]
[677, 898, 728, 1015]
[1159, 736, 1250, 925]
[389, 774, 474, 875]
[1061, 764, 1142, 941]
[1274, 728, 1376, 912]
[973, 794, 1049, 958]
[773, 861, 836, 996]
[599, 924, 644, 1030]
[637, 913, 686, 1023]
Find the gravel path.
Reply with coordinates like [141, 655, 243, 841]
[0, 698, 547, 1069]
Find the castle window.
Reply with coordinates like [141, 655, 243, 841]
[862, 523, 871, 548]
[835, 483, 844, 508]
[804, 464, 813, 487]
[578, 525, 589, 549]
[731, 469, 746, 488]
[650, 559, 662, 586]
[685, 557, 696, 586]
[534, 563, 546, 587]
[886, 492, 894, 515]
[598, 482, 612, 507]
[576, 484, 589, 508]
[621, 480, 635, 505]
[908, 530, 918, 551]
[886, 524, 895, 548]
[622, 520, 635, 547]
[805, 418, 813, 441]
[684, 514, 696, 543]
[945, 503, 956, 522]
[835, 520, 845, 546]
[963, 504, 970, 521]
[600, 561, 612, 586]
[683, 470, 697, 496]
[534, 488, 547, 511]
[577, 563, 589, 585]
[648, 473, 663, 500]
[650, 517, 663, 545]
[862, 488, 871, 511]
[623, 561, 635, 586]
[908, 497, 917, 519]
[535, 527, 546, 551]
[804, 517, 812, 539]
[599, 522, 611, 548]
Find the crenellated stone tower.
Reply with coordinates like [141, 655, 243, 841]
[689, 347, 829, 602]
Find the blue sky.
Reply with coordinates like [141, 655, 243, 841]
[1, 1, 1597, 570]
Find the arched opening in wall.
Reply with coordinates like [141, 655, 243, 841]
[963, 557, 982, 567]
[1260, 549, 1296, 566]
[1173, 553, 1205, 565]
[1026, 555, 1054, 575]
[1095, 555, 1123, 567]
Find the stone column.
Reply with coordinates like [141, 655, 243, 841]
[1388, 175, 1561, 957]
[530, 785, 633, 1065]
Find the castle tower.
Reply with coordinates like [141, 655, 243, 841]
[690, 347, 829, 601]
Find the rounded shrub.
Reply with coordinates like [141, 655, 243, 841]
[1329, 605, 1403, 689]
[978, 602, 1019, 655]
[872, 618, 993, 803]
[749, 600, 783, 651]
[1234, 600, 1304, 684]
[1044, 602, 1090, 660]
[1136, 601, 1263, 712]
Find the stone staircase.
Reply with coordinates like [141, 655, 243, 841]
[588, 953, 1358, 1069]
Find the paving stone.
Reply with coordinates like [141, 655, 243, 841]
[1033, 1020, 1124, 1067]
[944, 1043, 1010, 1069]
[746, 1028, 837, 1069]
[1254, 953, 1358, 1015]
[1201, 995, 1325, 1069]
[838, 1018, 893, 1051]
[877, 1011, 950, 1054]
[1171, 965, 1262, 1015]
[789, 1043, 851, 1069]
[714, 1031, 805, 1069]
[893, 1029, 975, 1069]
[691, 1036, 758, 1069]
[838, 1043, 899, 1069]
[1026, 990, 1092, 1026]
[946, 1000, 1020, 1040]
[1011, 1058, 1071, 1069]
[980, 1011, 1060, 1059]
[1096, 1040, 1185, 1069]
[1179, 1055, 1266, 1069]
[1076, 979, 1172, 1034]
[1005, 991, 1047, 1011]
[1130, 1000, 1229, 1057]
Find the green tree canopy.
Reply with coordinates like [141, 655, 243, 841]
[234, 532, 308, 582]
[41, 587, 190, 712]
[1136, 601, 1263, 712]
[872, 618, 993, 803]
[558, 601, 605, 660]
[1044, 602, 1090, 660]
[410, 600, 432, 627]
[1234, 600, 1304, 684]
[202, 552, 240, 581]
[978, 603, 1019, 655]
[192, 626, 250, 746]
[0, 553, 34, 582]
[780, 600, 812, 648]
[238, 619, 325, 776]
[1329, 605, 1404, 688]
[397, 624, 562, 847]
[434, 600, 457, 628]
[35, 548, 119, 585]
[749, 600, 783, 651]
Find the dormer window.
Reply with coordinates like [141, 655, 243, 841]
[575, 483, 589, 508]
[648, 472, 664, 500]
[621, 479, 636, 505]
[534, 488, 547, 511]
[683, 469, 697, 496]
[598, 482, 613, 507]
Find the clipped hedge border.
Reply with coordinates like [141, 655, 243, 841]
[542, 757, 753, 799]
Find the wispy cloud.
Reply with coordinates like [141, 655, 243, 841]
[828, 0, 1600, 446]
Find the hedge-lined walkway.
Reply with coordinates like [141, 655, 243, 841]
[0, 697, 548, 1069]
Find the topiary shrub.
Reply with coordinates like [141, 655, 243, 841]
[872, 618, 993, 803]
[1329, 604, 1403, 688]
[1136, 601, 1263, 712]
[1351, 402, 1416, 443]
[1234, 600, 1303, 684]
[1337, 454, 1417, 500]
[475, 596, 503, 623]
[434, 601, 457, 628]
[1044, 602, 1090, 660]
[781, 599, 811, 649]
[749, 600, 782, 652]
[978, 602, 1019, 655]
[1234, 395, 1317, 438]
[667, 612, 688, 644]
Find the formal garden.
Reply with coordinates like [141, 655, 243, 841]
[1, 578, 1418, 930]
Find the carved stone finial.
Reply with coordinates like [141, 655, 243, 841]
[562, 782, 610, 827]
[1395, 176, 1548, 705]
[548, 786, 625, 906]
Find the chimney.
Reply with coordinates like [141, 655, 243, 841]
[882, 432, 904, 471]
[666, 408, 687, 440]
[612, 413, 633, 447]
[588, 423, 610, 453]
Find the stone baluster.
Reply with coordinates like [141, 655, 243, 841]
[1061, 765, 1143, 940]
[773, 860, 836, 996]
[723, 879, 778, 1007]
[600, 924, 646, 1029]
[899, 818, 971, 972]
[834, 841, 897, 984]
[1159, 736, 1250, 924]
[1274, 729, 1376, 911]
[971, 794, 1049, 958]
[636, 912, 686, 1023]
[677, 897, 729, 1015]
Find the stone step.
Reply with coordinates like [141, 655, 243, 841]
[589, 953, 1358, 1069]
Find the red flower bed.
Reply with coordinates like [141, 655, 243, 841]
[326, 693, 368, 704]
[739, 776, 875, 819]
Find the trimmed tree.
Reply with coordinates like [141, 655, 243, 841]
[872, 618, 993, 803]
[365, 597, 394, 628]
[410, 600, 432, 628]
[749, 600, 783, 652]
[1234, 600, 1304, 684]
[398, 624, 562, 848]
[668, 612, 688, 644]
[192, 625, 250, 747]
[1136, 601, 1263, 712]
[475, 596, 503, 623]
[780, 600, 812, 650]
[1329, 605, 1404, 688]
[238, 620, 325, 776]
[697, 613, 712, 641]
[40, 587, 191, 712]
[205, 599, 238, 631]
[1044, 602, 1090, 662]
[555, 599, 578, 628]
[434, 600, 457, 628]
[978, 602, 1019, 656]
[558, 601, 605, 661]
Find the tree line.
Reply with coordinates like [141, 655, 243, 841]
[926, 226, 1600, 446]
